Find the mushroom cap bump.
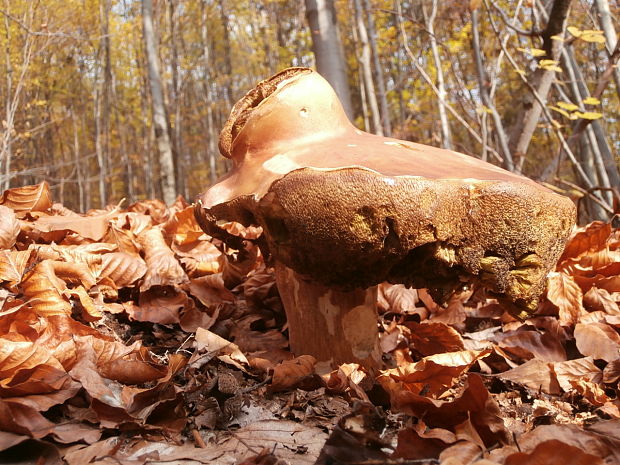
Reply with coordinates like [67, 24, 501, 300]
[196, 67, 576, 319]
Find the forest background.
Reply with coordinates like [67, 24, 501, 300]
[0, 0, 619, 222]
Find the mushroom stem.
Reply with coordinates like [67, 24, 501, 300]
[274, 262, 382, 370]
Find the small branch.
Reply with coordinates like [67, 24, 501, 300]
[0, 8, 105, 40]
[489, 1, 542, 37]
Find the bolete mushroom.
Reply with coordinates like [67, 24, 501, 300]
[195, 67, 576, 370]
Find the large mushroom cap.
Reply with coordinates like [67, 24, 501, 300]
[196, 67, 576, 318]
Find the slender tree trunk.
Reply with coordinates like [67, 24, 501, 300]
[71, 110, 85, 212]
[101, 0, 113, 202]
[423, 0, 453, 150]
[94, 78, 107, 207]
[353, 0, 382, 135]
[594, 0, 620, 95]
[3, 1, 12, 190]
[201, 0, 219, 186]
[142, 0, 177, 205]
[363, 0, 391, 136]
[508, 0, 572, 172]
[169, 0, 186, 200]
[471, 7, 513, 167]
[305, 0, 354, 120]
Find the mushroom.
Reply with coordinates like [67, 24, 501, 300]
[195, 67, 576, 370]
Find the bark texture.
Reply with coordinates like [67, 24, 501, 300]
[142, 0, 177, 205]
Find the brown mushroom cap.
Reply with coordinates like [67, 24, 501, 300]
[196, 67, 576, 318]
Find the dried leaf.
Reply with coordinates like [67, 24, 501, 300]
[0, 182, 52, 213]
[98, 252, 147, 288]
[0, 206, 20, 250]
[559, 221, 611, 263]
[504, 439, 603, 465]
[139, 227, 189, 290]
[547, 272, 584, 324]
[0, 250, 31, 284]
[574, 322, 620, 362]
[270, 355, 317, 392]
[28, 208, 118, 241]
[404, 321, 464, 356]
[583, 287, 619, 314]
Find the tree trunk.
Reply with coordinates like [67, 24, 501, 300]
[169, 0, 186, 200]
[142, 0, 177, 205]
[201, 0, 219, 186]
[508, 0, 572, 172]
[363, 0, 391, 136]
[594, 0, 620, 95]
[101, 0, 113, 202]
[353, 0, 382, 135]
[423, 0, 453, 150]
[471, 7, 513, 168]
[305, 0, 354, 120]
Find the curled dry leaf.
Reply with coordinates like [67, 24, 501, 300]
[0, 206, 20, 250]
[270, 354, 317, 392]
[493, 326, 567, 362]
[546, 272, 584, 325]
[559, 221, 611, 264]
[505, 439, 604, 465]
[102, 224, 140, 256]
[377, 283, 419, 314]
[131, 287, 187, 324]
[20, 261, 72, 316]
[98, 252, 147, 288]
[323, 363, 370, 401]
[28, 208, 118, 242]
[139, 227, 189, 290]
[574, 322, 620, 362]
[0, 181, 52, 214]
[0, 250, 31, 284]
[403, 321, 465, 356]
[128, 198, 170, 224]
[583, 287, 619, 314]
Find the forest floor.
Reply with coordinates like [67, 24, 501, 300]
[0, 182, 619, 465]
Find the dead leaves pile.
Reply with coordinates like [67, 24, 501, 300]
[1, 182, 619, 465]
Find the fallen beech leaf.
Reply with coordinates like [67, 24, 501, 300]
[162, 205, 205, 246]
[583, 287, 619, 314]
[379, 349, 491, 398]
[0, 399, 55, 438]
[381, 373, 508, 446]
[0, 181, 52, 213]
[98, 252, 147, 288]
[0, 206, 20, 249]
[131, 287, 187, 324]
[493, 326, 566, 362]
[0, 250, 31, 284]
[505, 439, 603, 465]
[547, 272, 584, 324]
[378, 283, 419, 313]
[21, 261, 72, 316]
[553, 357, 602, 391]
[0, 364, 81, 412]
[559, 221, 611, 263]
[574, 322, 620, 362]
[270, 355, 317, 392]
[139, 227, 189, 290]
[128, 198, 169, 224]
[404, 321, 465, 356]
[187, 274, 234, 308]
[101, 224, 140, 256]
[391, 425, 456, 460]
[67, 286, 103, 321]
[603, 359, 620, 383]
[28, 208, 118, 241]
[323, 363, 371, 401]
[192, 327, 248, 368]
[498, 359, 560, 395]
[438, 441, 484, 465]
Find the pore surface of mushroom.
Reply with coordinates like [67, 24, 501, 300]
[195, 67, 576, 369]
